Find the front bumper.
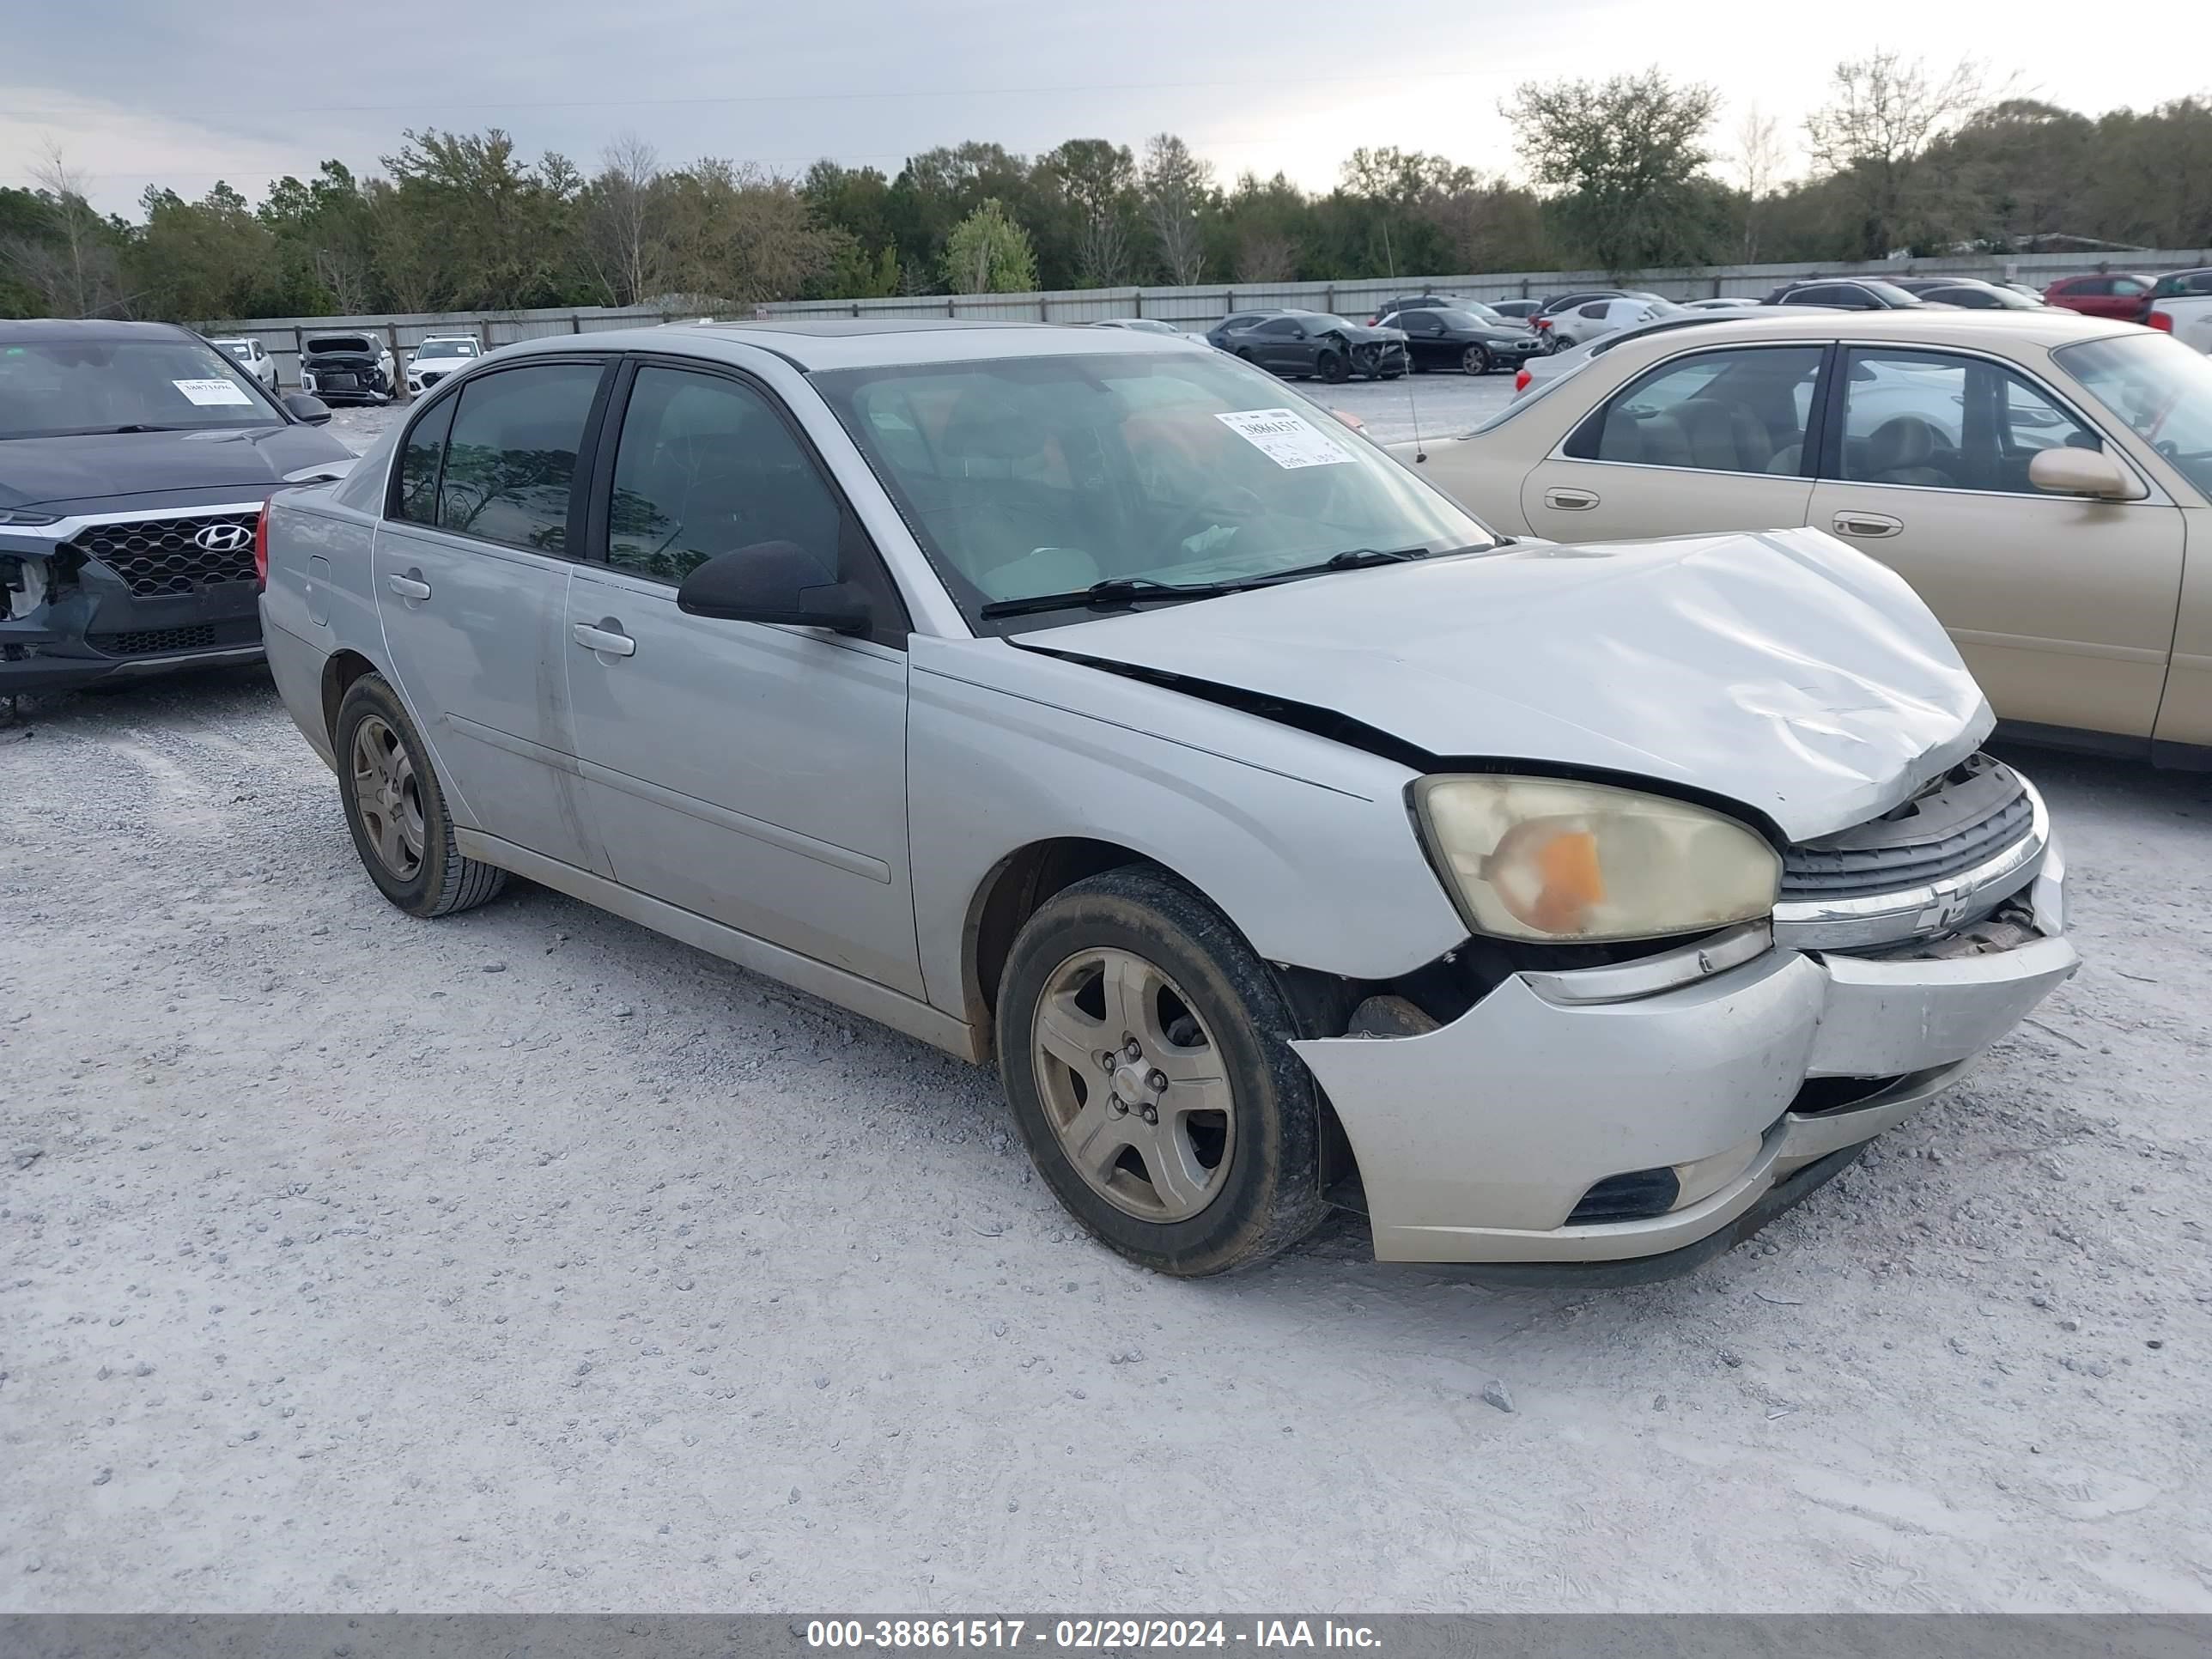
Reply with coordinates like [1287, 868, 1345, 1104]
[301, 366, 392, 403]
[1293, 836, 2076, 1269]
[3, 521, 267, 696]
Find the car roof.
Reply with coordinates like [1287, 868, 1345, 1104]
[1583, 307, 2143, 354]
[0, 318, 197, 343]
[489, 318, 1206, 373]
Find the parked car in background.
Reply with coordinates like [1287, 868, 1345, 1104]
[210, 336, 278, 389]
[1, 319, 349, 697]
[1364, 293, 1489, 325]
[2000, 283, 2046, 301]
[1208, 310, 1407, 381]
[1092, 318, 1212, 349]
[1891, 277, 2049, 311]
[1528, 289, 1636, 348]
[1378, 306, 1541, 374]
[1766, 278, 1936, 311]
[2148, 269, 2212, 354]
[1681, 297, 1765, 311]
[2042, 272, 2154, 322]
[1486, 298, 1543, 323]
[1545, 295, 1690, 350]
[404, 335, 484, 395]
[299, 331, 398, 404]
[259, 319, 2075, 1278]
[1396, 309, 2212, 764]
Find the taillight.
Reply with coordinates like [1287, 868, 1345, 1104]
[2148, 310, 2173, 332]
[1514, 368, 1532, 392]
[253, 501, 270, 589]
[1534, 315, 1553, 331]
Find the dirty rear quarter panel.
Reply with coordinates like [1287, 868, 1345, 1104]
[261, 494, 379, 768]
[904, 635, 1469, 1019]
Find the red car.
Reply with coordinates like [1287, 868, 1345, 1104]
[2041, 272, 2154, 322]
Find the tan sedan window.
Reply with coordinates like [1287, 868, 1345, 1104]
[1837, 350, 2098, 494]
[1565, 346, 1824, 476]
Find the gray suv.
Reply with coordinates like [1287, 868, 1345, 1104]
[259, 320, 2075, 1279]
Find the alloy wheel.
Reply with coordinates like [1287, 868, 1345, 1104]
[1030, 946, 1235, 1223]
[350, 714, 427, 879]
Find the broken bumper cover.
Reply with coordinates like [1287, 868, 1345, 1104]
[2, 538, 264, 696]
[1292, 836, 2076, 1270]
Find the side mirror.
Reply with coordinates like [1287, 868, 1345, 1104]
[283, 392, 332, 425]
[676, 541, 873, 635]
[2028, 446, 2139, 501]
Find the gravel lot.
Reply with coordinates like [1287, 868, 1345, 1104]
[3, 395, 2208, 1614]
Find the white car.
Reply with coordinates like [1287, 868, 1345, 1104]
[2149, 269, 2212, 355]
[210, 337, 277, 390]
[1545, 295, 1690, 350]
[405, 335, 485, 396]
[1681, 297, 1766, 312]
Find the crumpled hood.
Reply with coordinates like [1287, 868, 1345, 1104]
[1020, 527, 1993, 842]
[1, 424, 357, 514]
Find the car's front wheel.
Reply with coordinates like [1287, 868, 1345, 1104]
[1316, 349, 1348, 384]
[998, 868, 1328, 1277]
[335, 673, 509, 920]
[1462, 343, 1492, 375]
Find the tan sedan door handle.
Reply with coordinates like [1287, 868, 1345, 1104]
[1832, 511, 1904, 539]
[1545, 487, 1601, 510]
[386, 572, 432, 600]
[571, 620, 636, 658]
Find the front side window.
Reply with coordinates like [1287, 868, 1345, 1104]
[2055, 332, 2212, 500]
[605, 367, 845, 585]
[813, 350, 1492, 631]
[1566, 346, 1824, 474]
[434, 362, 604, 552]
[0, 334, 279, 440]
[1834, 349, 2099, 493]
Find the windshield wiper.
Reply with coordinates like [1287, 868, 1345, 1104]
[1237, 544, 1449, 587]
[105, 423, 186, 434]
[980, 576, 1237, 619]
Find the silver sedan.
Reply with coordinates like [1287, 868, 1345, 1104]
[258, 321, 2075, 1279]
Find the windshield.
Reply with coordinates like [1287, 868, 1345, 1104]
[813, 350, 1492, 631]
[416, 340, 476, 358]
[220, 342, 252, 358]
[0, 336, 280, 440]
[2053, 332, 2212, 500]
[1433, 311, 1489, 331]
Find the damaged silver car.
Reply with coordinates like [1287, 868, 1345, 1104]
[258, 320, 2078, 1279]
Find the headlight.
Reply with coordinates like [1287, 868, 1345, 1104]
[1413, 775, 1780, 943]
[0, 508, 60, 526]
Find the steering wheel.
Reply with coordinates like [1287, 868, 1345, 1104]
[1163, 483, 1268, 550]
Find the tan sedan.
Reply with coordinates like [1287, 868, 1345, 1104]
[1395, 310, 2212, 765]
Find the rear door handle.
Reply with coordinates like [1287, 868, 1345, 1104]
[386, 572, 432, 600]
[1545, 487, 1600, 510]
[1832, 512, 1904, 539]
[571, 620, 636, 659]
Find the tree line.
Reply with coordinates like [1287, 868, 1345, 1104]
[3, 55, 2209, 325]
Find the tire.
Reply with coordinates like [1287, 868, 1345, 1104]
[334, 672, 508, 920]
[998, 867, 1328, 1277]
[1379, 369, 1403, 380]
[1316, 349, 1349, 385]
[1462, 343, 1492, 375]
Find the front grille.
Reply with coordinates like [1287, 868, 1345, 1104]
[94, 624, 218, 656]
[66, 514, 260, 597]
[1780, 755, 2033, 901]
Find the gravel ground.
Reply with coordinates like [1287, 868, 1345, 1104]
[2, 398, 2208, 1614]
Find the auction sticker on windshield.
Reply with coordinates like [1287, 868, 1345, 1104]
[173, 378, 254, 406]
[1214, 408, 1352, 469]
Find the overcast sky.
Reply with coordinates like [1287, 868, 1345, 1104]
[4, 0, 2206, 216]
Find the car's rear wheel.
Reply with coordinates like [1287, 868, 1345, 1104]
[999, 867, 1328, 1277]
[1462, 343, 1492, 375]
[335, 673, 508, 920]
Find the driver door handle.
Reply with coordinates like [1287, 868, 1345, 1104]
[386, 572, 432, 600]
[1545, 487, 1600, 510]
[1832, 511, 1904, 539]
[571, 621, 636, 658]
